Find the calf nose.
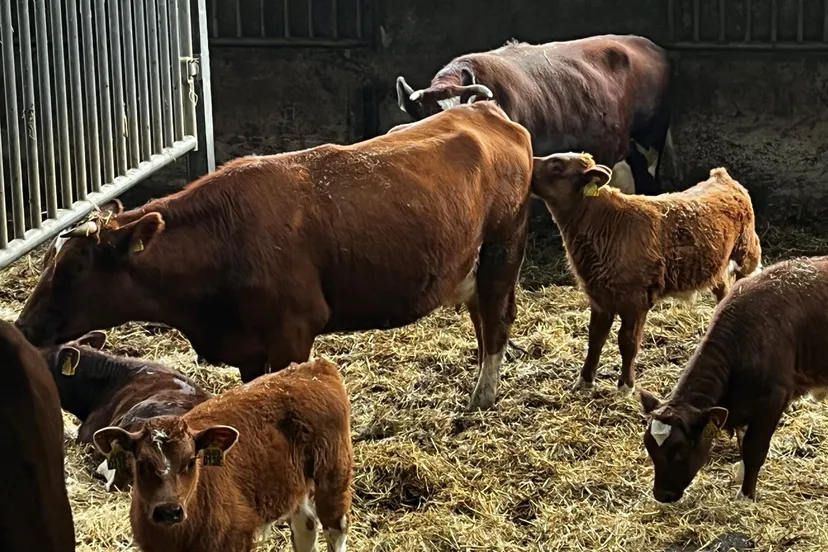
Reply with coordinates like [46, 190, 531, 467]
[152, 503, 185, 524]
[653, 488, 682, 504]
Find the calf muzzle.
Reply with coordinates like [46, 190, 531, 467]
[152, 503, 185, 524]
[653, 487, 683, 504]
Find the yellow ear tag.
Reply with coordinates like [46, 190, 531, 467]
[703, 421, 719, 441]
[61, 356, 77, 376]
[133, 239, 144, 253]
[583, 179, 600, 197]
[202, 446, 225, 467]
[107, 442, 128, 471]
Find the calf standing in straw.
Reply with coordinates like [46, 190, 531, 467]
[530, 154, 761, 394]
[93, 358, 352, 552]
[640, 256, 828, 502]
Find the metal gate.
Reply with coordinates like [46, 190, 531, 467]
[0, 0, 215, 270]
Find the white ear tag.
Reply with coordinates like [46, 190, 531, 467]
[650, 419, 672, 447]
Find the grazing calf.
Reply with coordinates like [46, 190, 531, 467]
[0, 320, 75, 551]
[40, 331, 211, 491]
[639, 256, 828, 502]
[93, 358, 352, 552]
[531, 153, 761, 393]
[16, 101, 534, 410]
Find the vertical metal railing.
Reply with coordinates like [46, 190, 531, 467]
[667, 0, 828, 49]
[0, 0, 215, 270]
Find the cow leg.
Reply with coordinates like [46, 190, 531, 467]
[575, 306, 615, 390]
[289, 495, 319, 552]
[315, 440, 351, 552]
[466, 298, 483, 366]
[617, 309, 648, 395]
[266, 304, 329, 374]
[739, 401, 786, 499]
[468, 233, 526, 410]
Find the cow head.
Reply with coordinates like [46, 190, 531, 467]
[40, 330, 108, 378]
[396, 72, 494, 120]
[93, 417, 239, 525]
[639, 390, 729, 503]
[15, 200, 166, 347]
[531, 152, 613, 211]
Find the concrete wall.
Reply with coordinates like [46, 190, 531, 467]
[127, 0, 828, 219]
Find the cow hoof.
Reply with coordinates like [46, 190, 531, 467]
[734, 461, 745, 484]
[467, 389, 496, 411]
[617, 383, 635, 397]
[736, 489, 755, 501]
[571, 377, 593, 391]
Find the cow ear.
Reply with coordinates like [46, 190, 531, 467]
[109, 212, 165, 256]
[93, 426, 140, 456]
[99, 199, 124, 217]
[56, 347, 81, 376]
[396, 76, 424, 119]
[639, 389, 661, 415]
[194, 425, 239, 454]
[706, 407, 729, 429]
[583, 165, 613, 189]
[75, 330, 107, 350]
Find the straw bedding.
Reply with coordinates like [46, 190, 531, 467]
[1, 214, 828, 552]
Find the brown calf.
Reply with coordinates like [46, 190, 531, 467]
[16, 101, 533, 409]
[397, 34, 674, 195]
[531, 153, 761, 393]
[0, 320, 75, 551]
[93, 357, 352, 552]
[640, 256, 828, 502]
[40, 331, 211, 491]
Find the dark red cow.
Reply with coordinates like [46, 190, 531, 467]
[396, 34, 675, 195]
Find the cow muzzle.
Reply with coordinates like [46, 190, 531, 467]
[152, 503, 186, 524]
[653, 487, 683, 504]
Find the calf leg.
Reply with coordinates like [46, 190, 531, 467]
[575, 306, 615, 390]
[739, 401, 786, 499]
[466, 298, 483, 365]
[289, 497, 319, 552]
[617, 309, 648, 395]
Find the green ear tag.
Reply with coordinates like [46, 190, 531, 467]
[583, 180, 600, 197]
[107, 442, 128, 471]
[133, 239, 144, 253]
[703, 421, 719, 442]
[61, 356, 76, 376]
[202, 446, 225, 467]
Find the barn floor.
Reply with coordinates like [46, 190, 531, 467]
[2, 214, 828, 552]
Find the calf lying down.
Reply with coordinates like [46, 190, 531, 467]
[530, 154, 762, 393]
[640, 256, 828, 502]
[94, 358, 352, 552]
[40, 331, 211, 491]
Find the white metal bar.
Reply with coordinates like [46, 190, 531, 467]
[18, 0, 44, 229]
[66, 0, 88, 201]
[158, 0, 175, 147]
[169, 0, 185, 140]
[80, 0, 102, 193]
[1, 0, 26, 237]
[109, 0, 128, 174]
[134, 0, 152, 159]
[50, 0, 74, 208]
[146, 0, 164, 152]
[95, 0, 115, 185]
[35, 0, 58, 220]
[121, 0, 140, 166]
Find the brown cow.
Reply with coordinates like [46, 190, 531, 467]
[93, 357, 352, 552]
[15, 101, 533, 410]
[40, 331, 212, 491]
[639, 256, 828, 502]
[396, 34, 675, 195]
[531, 153, 761, 394]
[0, 320, 75, 551]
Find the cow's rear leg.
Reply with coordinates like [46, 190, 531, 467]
[315, 436, 352, 552]
[289, 496, 319, 552]
[575, 306, 615, 390]
[617, 308, 648, 395]
[468, 233, 526, 410]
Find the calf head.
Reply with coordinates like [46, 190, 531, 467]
[40, 331, 107, 378]
[93, 417, 239, 525]
[639, 390, 729, 503]
[15, 200, 165, 347]
[396, 73, 494, 120]
[531, 153, 613, 211]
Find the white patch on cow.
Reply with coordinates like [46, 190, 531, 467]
[609, 160, 636, 194]
[446, 248, 480, 307]
[809, 386, 828, 402]
[437, 96, 461, 111]
[54, 235, 69, 254]
[728, 260, 738, 276]
[750, 262, 764, 276]
[735, 460, 745, 484]
[650, 419, 672, 447]
[96, 458, 118, 492]
[617, 383, 634, 397]
[173, 377, 196, 396]
[634, 142, 660, 176]
[256, 521, 275, 543]
[152, 430, 171, 475]
[289, 495, 318, 552]
[469, 348, 504, 409]
[323, 515, 348, 552]
[409, 90, 423, 102]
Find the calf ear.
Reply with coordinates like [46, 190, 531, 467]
[56, 347, 81, 376]
[706, 406, 729, 429]
[639, 389, 661, 415]
[109, 212, 165, 256]
[99, 199, 124, 217]
[583, 165, 613, 189]
[75, 330, 107, 351]
[396, 76, 424, 119]
[93, 426, 140, 457]
[194, 425, 240, 454]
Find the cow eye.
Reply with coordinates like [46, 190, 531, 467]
[187, 457, 197, 471]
